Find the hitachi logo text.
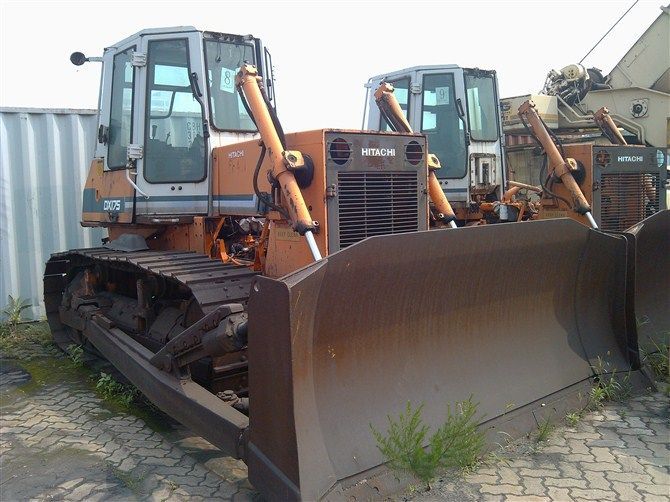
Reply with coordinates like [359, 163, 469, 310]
[617, 155, 643, 162]
[361, 147, 396, 157]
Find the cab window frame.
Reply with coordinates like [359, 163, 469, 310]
[464, 72, 499, 142]
[107, 45, 136, 170]
[143, 37, 207, 184]
[420, 72, 468, 179]
[203, 38, 258, 133]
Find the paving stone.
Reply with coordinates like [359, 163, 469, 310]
[610, 480, 644, 501]
[605, 471, 653, 484]
[634, 482, 670, 496]
[174, 483, 215, 497]
[643, 464, 670, 485]
[464, 473, 499, 484]
[566, 439, 591, 455]
[585, 439, 626, 448]
[644, 442, 670, 458]
[642, 433, 670, 444]
[583, 470, 612, 491]
[83, 493, 108, 502]
[580, 462, 621, 472]
[479, 483, 524, 495]
[541, 445, 571, 454]
[565, 432, 600, 440]
[505, 459, 534, 469]
[543, 477, 588, 489]
[67, 482, 98, 499]
[504, 497, 550, 502]
[58, 477, 85, 490]
[517, 468, 562, 478]
[116, 456, 138, 472]
[497, 466, 520, 485]
[149, 485, 174, 501]
[563, 453, 595, 463]
[521, 476, 547, 497]
[570, 488, 618, 500]
[617, 427, 654, 436]
[557, 461, 585, 479]
[589, 446, 619, 464]
[545, 487, 573, 501]
[144, 455, 180, 467]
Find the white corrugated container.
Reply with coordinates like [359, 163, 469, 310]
[0, 107, 106, 320]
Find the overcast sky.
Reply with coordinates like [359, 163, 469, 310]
[0, 0, 664, 131]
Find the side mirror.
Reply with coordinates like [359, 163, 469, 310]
[70, 52, 88, 66]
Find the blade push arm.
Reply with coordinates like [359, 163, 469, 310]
[374, 83, 457, 228]
[236, 64, 321, 260]
[517, 100, 598, 229]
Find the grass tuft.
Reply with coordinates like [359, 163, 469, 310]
[371, 397, 485, 484]
[2, 295, 32, 325]
[96, 372, 139, 408]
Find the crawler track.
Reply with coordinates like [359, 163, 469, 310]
[44, 248, 258, 392]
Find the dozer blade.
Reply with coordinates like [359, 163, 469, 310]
[246, 218, 633, 500]
[625, 209, 670, 355]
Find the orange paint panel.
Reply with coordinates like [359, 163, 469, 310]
[81, 158, 135, 225]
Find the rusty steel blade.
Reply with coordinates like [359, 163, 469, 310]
[625, 209, 670, 355]
[246, 218, 632, 500]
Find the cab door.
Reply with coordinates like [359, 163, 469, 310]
[81, 36, 140, 225]
[414, 67, 470, 202]
[133, 30, 210, 216]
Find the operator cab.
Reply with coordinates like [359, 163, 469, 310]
[364, 66, 505, 220]
[80, 27, 274, 217]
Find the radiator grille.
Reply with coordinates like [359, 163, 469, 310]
[338, 171, 419, 248]
[600, 172, 661, 231]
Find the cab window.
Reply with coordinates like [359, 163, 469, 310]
[204, 40, 256, 131]
[465, 73, 498, 141]
[144, 39, 206, 183]
[108, 47, 135, 169]
[421, 73, 467, 178]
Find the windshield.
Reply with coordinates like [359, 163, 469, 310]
[204, 40, 256, 131]
[421, 73, 467, 178]
[465, 73, 498, 141]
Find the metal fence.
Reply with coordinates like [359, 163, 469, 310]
[0, 107, 105, 320]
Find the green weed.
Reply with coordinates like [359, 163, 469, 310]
[96, 372, 138, 408]
[2, 295, 32, 325]
[641, 338, 669, 383]
[534, 417, 554, 443]
[105, 462, 147, 494]
[0, 320, 53, 358]
[590, 355, 632, 407]
[68, 345, 85, 368]
[371, 397, 485, 484]
[565, 412, 582, 426]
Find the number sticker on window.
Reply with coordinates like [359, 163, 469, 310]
[435, 86, 450, 105]
[220, 67, 236, 93]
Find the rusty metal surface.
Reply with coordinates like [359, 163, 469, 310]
[84, 316, 250, 459]
[247, 218, 632, 500]
[626, 210, 670, 353]
[43, 248, 257, 460]
[49, 248, 258, 315]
